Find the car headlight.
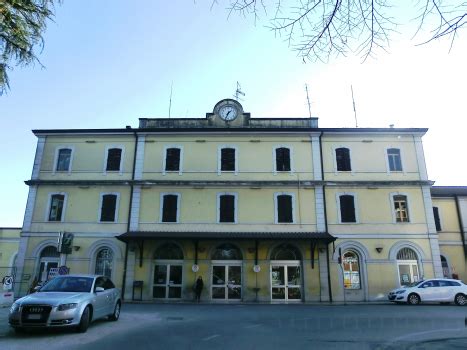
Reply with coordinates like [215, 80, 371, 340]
[10, 302, 20, 314]
[396, 290, 406, 294]
[57, 303, 78, 311]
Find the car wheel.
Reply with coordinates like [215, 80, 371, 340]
[13, 327, 25, 334]
[455, 293, 467, 306]
[109, 301, 121, 321]
[407, 293, 420, 305]
[77, 306, 91, 333]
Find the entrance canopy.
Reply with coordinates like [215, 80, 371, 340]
[117, 231, 336, 243]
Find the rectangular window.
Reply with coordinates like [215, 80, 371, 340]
[336, 148, 351, 171]
[106, 148, 122, 171]
[394, 195, 409, 222]
[340, 195, 356, 223]
[219, 195, 235, 223]
[48, 194, 65, 221]
[221, 148, 236, 171]
[433, 207, 442, 231]
[56, 149, 72, 172]
[100, 194, 117, 222]
[277, 195, 293, 223]
[162, 194, 178, 222]
[165, 148, 181, 171]
[275, 148, 291, 172]
[388, 148, 402, 171]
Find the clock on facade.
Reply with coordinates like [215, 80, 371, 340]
[218, 105, 238, 121]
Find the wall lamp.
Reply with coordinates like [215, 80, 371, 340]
[375, 246, 383, 253]
[73, 246, 81, 252]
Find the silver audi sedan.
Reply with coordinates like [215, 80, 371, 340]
[9, 274, 121, 333]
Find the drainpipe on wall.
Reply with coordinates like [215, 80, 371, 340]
[319, 131, 333, 302]
[454, 195, 467, 259]
[121, 129, 138, 301]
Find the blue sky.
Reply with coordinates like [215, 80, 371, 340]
[1, 0, 466, 227]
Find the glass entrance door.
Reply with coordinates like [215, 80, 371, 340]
[38, 260, 59, 283]
[153, 264, 183, 299]
[271, 264, 302, 301]
[397, 261, 419, 286]
[211, 264, 242, 300]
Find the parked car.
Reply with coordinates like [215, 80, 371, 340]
[388, 278, 467, 305]
[9, 274, 121, 333]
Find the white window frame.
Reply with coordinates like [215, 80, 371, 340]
[45, 192, 68, 222]
[332, 146, 354, 175]
[336, 192, 359, 224]
[389, 192, 411, 223]
[159, 192, 181, 223]
[217, 145, 238, 175]
[103, 145, 125, 175]
[272, 145, 294, 175]
[274, 192, 296, 224]
[162, 145, 184, 176]
[98, 192, 120, 223]
[385, 147, 405, 174]
[52, 146, 75, 174]
[216, 192, 238, 224]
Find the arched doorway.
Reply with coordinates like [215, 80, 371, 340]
[270, 244, 302, 301]
[397, 248, 420, 285]
[211, 244, 242, 300]
[95, 247, 114, 278]
[38, 246, 60, 283]
[153, 243, 184, 299]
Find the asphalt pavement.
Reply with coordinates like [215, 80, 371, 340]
[2, 302, 467, 349]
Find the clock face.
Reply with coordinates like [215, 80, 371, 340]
[219, 105, 238, 121]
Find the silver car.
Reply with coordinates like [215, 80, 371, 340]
[9, 274, 121, 333]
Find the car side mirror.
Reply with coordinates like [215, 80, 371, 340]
[95, 287, 105, 293]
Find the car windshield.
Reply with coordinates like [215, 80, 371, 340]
[402, 280, 424, 288]
[39, 277, 93, 293]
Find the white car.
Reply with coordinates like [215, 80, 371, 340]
[9, 274, 121, 333]
[388, 278, 467, 305]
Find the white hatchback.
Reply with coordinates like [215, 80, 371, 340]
[388, 278, 467, 305]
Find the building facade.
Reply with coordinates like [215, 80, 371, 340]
[13, 99, 465, 302]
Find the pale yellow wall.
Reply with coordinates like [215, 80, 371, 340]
[39, 135, 135, 180]
[142, 135, 315, 181]
[321, 134, 421, 181]
[0, 228, 20, 272]
[138, 187, 317, 231]
[326, 187, 428, 234]
[433, 198, 462, 241]
[30, 185, 130, 233]
[440, 246, 466, 281]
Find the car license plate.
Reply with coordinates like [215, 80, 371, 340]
[28, 314, 41, 320]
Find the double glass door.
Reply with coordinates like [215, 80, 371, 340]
[211, 263, 242, 300]
[153, 263, 183, 299]
[271, 263, 302, 301]
[38, 260, 59, 283]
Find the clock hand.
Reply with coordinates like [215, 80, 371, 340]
[226, 110, 231, 117]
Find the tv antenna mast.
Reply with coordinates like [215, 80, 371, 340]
[168, 81, 173, 119]
[234, 81, 245, 101]
[305, 84, 312, 118]
[351, 85, 358, 128]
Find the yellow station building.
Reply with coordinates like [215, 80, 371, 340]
[12, 99, 467, 302]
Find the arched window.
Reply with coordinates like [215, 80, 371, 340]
[270, 244, 301, 260]
[441, 255, 450, 278]
[154, 243, 184, 260]
[211, 244, 242, 260]
[38, 245, 60, 283]
[343, 251, 361, 289]
[95, 248, 114, 278]
[397, 248, 417, 260]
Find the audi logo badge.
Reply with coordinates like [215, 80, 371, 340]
[29, 307, 43, 313]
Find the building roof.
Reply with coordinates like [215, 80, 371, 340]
[431, 186, 467, 197]
[116, 231, 336, 243]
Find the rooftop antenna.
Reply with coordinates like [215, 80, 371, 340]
[351, 85, 358, 128]
[168, 81, 173, 119]
[234, 81, 245, 101]
[305, 84, 312, 118]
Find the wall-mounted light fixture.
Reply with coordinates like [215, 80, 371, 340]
[376, 246, 383, 253]
[247, 247, 255, 254]
[318, 247, 326, 253]
[73, 246, 81, 252]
